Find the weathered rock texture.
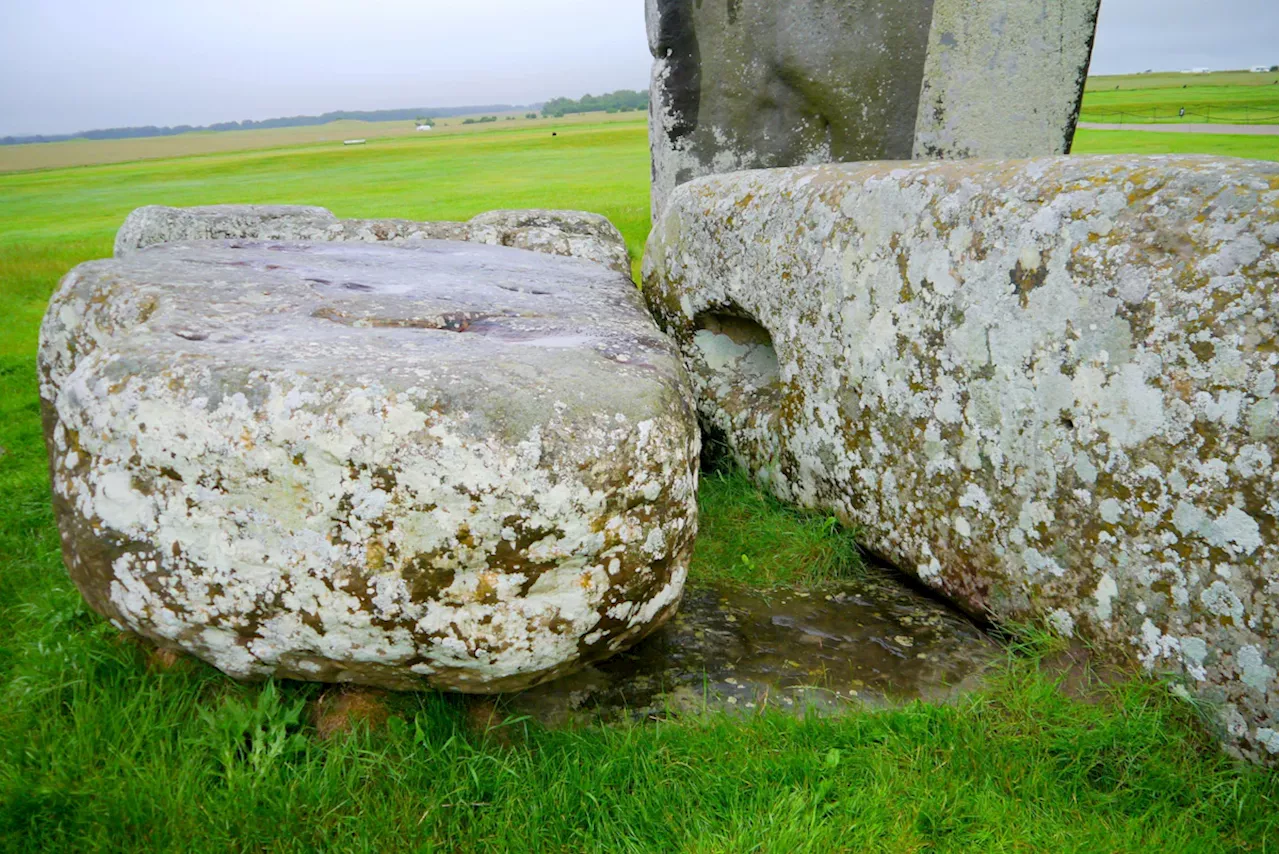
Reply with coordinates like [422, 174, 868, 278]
[40, 239, 699, 692]
[643, 155, 1279, 763]
[646, 0, 1101, 217]
[115, 205, 632, 276]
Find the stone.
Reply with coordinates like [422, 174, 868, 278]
[39, 238, 700, 692]
[113, 204, 340, 256]
[310, 688, 392, 740]
[465, 209, 634, 276]
[114, 204, 633, 277]
[506, 577, 1000, 727]
[646, 0, 1101, 217]
[642, 155, 1279, 763]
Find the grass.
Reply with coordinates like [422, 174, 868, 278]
[1081, 70, 1279, 124]
[0, 111, 1277, 851]
[1073, 128, 1278, 160]
[693, 469, 863, 587]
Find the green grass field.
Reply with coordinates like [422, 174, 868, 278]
[1, 120, 1277, 851]
[1080, 70, 1279, 124]
[1072, 128, 1278, 159]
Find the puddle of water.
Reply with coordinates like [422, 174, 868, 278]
[504, 578, 1002, 727]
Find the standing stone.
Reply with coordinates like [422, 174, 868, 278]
[647, 0, 1101, 217]
[643, 155, 1279, 763]
[40, 239, 699, 692]
[114, 204, 633, 277]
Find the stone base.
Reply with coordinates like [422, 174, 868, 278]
[508, 577, 1000, 726]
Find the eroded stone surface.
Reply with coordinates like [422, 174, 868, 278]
[507, 578, 1000, 726]
[643, 155, 1279, 763]
[646, 0, 1100, 217]
[39, 239, 699, 692]
[114, 205, 632, 276]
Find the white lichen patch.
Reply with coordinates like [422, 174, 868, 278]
[644, 155, 1279, 764]
[39, 238, 699, 693]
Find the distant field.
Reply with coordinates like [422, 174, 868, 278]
[1081, 70, 1279, 124]
[0, 110, 643, 173]
[3, 71, 1276, 173]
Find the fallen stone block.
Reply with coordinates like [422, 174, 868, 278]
[40, 238, 699, 692]
[114, 204, 633, 276]
[643, 154, 1279, 763]
[647, 0, 1102, 217]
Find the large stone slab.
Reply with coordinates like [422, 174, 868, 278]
[39, 239, 699, 692]
[507, 578, 1000, 727]
[646, 0, 1101, 217]
[643, 155, 1279, 763]
[115, 205, 632, 276]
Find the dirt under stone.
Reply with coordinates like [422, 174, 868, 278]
[504, 575, 1001, 726]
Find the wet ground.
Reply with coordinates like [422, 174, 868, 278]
[506, 577, 1002, 727]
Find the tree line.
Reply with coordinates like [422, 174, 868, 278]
[5, 90, 654, 146]
[541, 90, 646, 118]
[1, 105, 530, 146]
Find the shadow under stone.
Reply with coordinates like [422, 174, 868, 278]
[504, 576, 1002, 727]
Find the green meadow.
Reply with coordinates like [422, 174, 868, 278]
[1, 120, 1276, 851]
[1079, 69, 1279, 123]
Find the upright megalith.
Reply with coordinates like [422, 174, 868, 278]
[647, 0, 1101, 217]
[643, 155, 1279, 763]
[40, 238, 699, 692]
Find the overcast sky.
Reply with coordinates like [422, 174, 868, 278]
[1, 0, 1276, 137]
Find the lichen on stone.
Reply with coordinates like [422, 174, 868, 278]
[643, 154, 1279, 764]
[114, 205, 633, 277]
[40, 238, 699, 693]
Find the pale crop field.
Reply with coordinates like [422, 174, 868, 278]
[0, 110, 644, 174]
[0, 113, 1277, 850]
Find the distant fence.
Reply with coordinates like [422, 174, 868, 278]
[1078, 104, 1279, 125]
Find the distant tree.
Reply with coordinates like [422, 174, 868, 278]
[0, 104, 528, 146]
[540, 90, 647, 118]
[525, 112, 538, 119]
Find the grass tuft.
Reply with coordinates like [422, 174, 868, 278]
[691, 468, 864, 588]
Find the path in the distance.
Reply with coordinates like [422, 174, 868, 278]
[1078, 122, 1279, 135]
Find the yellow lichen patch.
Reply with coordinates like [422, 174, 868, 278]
[474, 572, 500, 604]
[365, 541, 388, 572]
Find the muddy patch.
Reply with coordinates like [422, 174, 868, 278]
[506, 578, 1000, 726]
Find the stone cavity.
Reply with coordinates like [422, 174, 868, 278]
[507, 577, 1001, 727]
[114, 204, 633, 277]
[643, 155, 1279, 763]
[646, 0, 1101, 218]
[39, 239, 700, 692]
